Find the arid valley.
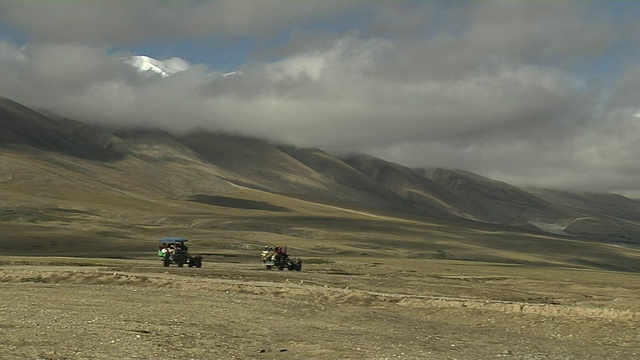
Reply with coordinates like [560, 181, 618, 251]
[2, 97, 640, 359]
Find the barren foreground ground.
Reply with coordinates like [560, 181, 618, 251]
[1, 256, 638, 360]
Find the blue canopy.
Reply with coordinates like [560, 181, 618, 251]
[160, 237, 188, 243]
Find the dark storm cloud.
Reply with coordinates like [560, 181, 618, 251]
[0, 0, 639, 196]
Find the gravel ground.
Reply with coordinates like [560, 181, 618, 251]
[1, 259, 638, 360]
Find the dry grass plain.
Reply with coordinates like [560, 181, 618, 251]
[1, 253, 639, 360]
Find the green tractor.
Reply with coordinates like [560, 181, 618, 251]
[262, 246, 302, 271]
[157, 237, 203, 268]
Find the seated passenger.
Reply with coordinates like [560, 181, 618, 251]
[160, 246, 170, 259]
[261, 246, 270, 263]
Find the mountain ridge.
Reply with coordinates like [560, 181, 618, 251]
[2, 96, 640, 265]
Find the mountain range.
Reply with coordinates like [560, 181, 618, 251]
[2, 96, 639, 270]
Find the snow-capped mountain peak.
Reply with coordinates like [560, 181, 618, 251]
[122, 55, 189, 77]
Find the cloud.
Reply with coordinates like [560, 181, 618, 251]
[0, 0, 361, 44]
[0, 1, 639, 196]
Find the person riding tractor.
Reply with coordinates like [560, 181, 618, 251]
[158, 237, 202, 268]
[262, 245, 302, 271]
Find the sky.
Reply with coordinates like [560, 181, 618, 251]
[0, 1, 639, 197]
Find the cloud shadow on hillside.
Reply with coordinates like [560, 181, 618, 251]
[187, 195, 290, 212]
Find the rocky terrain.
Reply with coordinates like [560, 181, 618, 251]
[1, 257, 639, 360]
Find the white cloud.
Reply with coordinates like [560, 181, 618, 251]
[0, 1, 639, 196]
[0, 0, 361, 44]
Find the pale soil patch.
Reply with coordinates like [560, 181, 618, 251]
[1, 257, 639, 360]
